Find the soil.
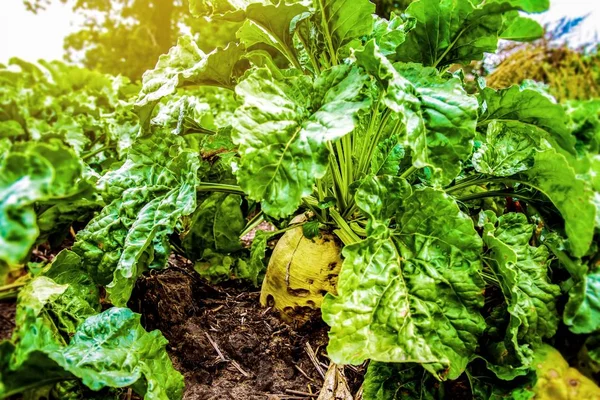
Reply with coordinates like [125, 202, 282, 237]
[129, 255, 365, 400]
[0, 300, 16, 341]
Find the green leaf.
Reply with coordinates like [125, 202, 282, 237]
[246, 229, 269, 286]
[36, 197, 102, 246]
[183, 192, 245, 261]
[363, 362, 441, 400]
[478, 85, 576, 155]
[135, 36, 249, 128]
[42, 250, 101, 334]
[397, 63, 478, 185]
[236, 2, 308, 68]
[323, 185, 485, 379]
[371, 136, 405, 176]
[0, 120, 24, 138]
[0, 341, 73, 398]
[396, 0, 549, 67]
[355, 43, 478, 184]
[73, 132, 201, 306]
[354, 175, 412, 229]
[302, 220, 321, 239]
[314, 0, 376, 61]
[500, 14, 544, 41]
[521, 149, 596, 258]
[481, 213, 560, 378]
[566, 99, 600, 155]
[468, 365, 536, 400]
[57, 308, 183, 399]
[232, 65, 370, 218]
[1, 302, 184, 400]
[564, 267, 600, 334]
[473, 120, 544, 176]
[370, 14, 416, 57]
[354, 40, 420, 113]
[14, 276, 69, 330]
[479, 0, 549, 13]
[0, 142, 89, 268]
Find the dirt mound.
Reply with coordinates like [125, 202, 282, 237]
[130, 259, 364, 400]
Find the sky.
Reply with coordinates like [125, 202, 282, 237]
[0, 0, 599, 64]
[0, 1, 82, 64]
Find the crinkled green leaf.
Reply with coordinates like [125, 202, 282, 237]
[0, 121, 24, 138]
[302, 220, 321, 239]
[468, 365, 536, 400]
[42, 250, 99, 298]
[395, 0, 548, 67]
[564, 266, 600, 334]
[355, 43, 478, 184]
[73, 132, 201, 306]
[56, 308, 183, 399]
[14, 277, 69, 330]
[397, 63, 478, 184]
[354, 175, 411, 229]
[371, 135, 405, 176]
[151, 93, 218, 136]
[232, 65, 370, 218]
[370, 14, 415, 57]
[0, 59, 139, 164]
[246, 229, 268, 286]
[323, 184, 485, 379]
[0, 341, 73, 399]
[194, 248, 263, 285]
[481, 212, 560, 378]
[135, 37, 249, 127]
[473, 120, 545, 176]
[478, 85, 576, 155]
[1, 296, 183, 400]
[0, 142, 90, 267]
[566, 99, 600, 155]
[363, 362, 441, 400]
[354, 40, 420, 116]
[521, 149, 595, 258]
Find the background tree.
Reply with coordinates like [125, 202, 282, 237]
[23, 0, 237, 80]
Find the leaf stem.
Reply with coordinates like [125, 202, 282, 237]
[327, 142, 347, 211]
[197, 183, 246, 195]
[445, 176, 516, 194]
[239, 211, 265, 238]
[400, 166, 417, 179]
[457, 190, 535, 203]
[330, 208, 360, 244]
[0, 280, 27, 300]
[433, 28, 466, 68]
[316, 0, 338, 66]
[82, 145, 116, 161]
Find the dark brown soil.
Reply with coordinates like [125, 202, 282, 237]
[130, 256, 365, 400]
[0, 301, 16, 341]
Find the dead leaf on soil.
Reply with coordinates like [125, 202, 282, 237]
[317, 363, 353, 400]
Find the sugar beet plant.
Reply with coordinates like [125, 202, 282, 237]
[1, 0, 600, 398]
